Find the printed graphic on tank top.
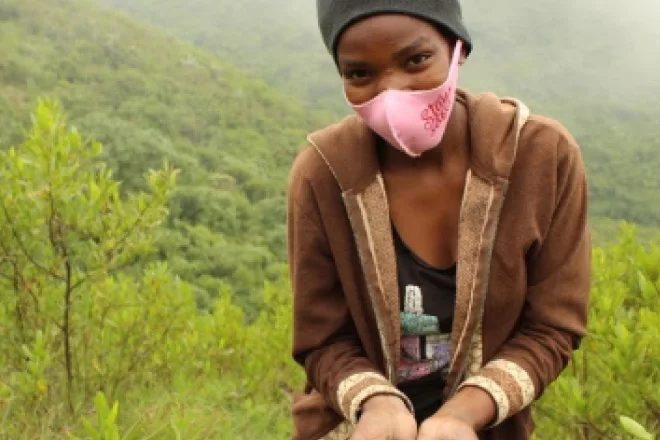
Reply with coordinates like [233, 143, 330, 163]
[393, 225, 457, 422]
[393, 225, 456, 384]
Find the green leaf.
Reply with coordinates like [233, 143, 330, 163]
[638, 272, 657, 302]
[82, 417, 102, 440]
[89, 180, 101, 201]
[107, 400, 119, 426]
[94, 391, 110, 422]
[620, 416, 653, 440]
[20, 345, 32, 359]
[170, 420, 182, 440]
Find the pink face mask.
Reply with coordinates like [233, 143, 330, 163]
[346, 41, 463, 158]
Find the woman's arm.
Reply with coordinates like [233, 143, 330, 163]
[453, 131, 591, 427]
[288, 149, 413, 425]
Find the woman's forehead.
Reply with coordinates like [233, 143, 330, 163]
[336, 14, 448, 58]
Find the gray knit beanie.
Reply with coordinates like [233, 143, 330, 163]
[317, 0, 473, 61]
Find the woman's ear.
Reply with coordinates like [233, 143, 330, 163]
[459, 49, 467, 66]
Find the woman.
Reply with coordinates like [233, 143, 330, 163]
[287, 1, 591, 439]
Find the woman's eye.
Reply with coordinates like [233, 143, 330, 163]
[344, 70, 369, 80]
[406, 53, 431, 67]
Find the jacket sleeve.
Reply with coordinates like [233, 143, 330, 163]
[458, 134, 591, 426]
[287, 152, 412, 425]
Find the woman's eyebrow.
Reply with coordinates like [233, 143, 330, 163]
[337, 36, 434, 68]
[339, 59, 369, 69]
[393, 36, 433, 60]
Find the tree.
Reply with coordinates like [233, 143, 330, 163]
[0, 100, 193, 418]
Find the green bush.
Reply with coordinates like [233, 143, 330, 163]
[535, 224, 660, 439]
[0, 102, 302, 439]
[1, 102, 658, 439]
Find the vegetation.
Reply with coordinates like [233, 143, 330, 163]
[0, 0, 658, 438]
[0, 0, 334, 314]
[0, 102, 302, 439]
[1, 104, 658, 439]
[535, 224, 660, 439]
[98, 0, 660, 231]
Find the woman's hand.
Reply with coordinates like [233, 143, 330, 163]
[415, 386, 495, 440]
[352, 395, 417, 440]
[417, 415, 478, 440]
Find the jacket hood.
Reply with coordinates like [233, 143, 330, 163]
[307, 89, 529, 192]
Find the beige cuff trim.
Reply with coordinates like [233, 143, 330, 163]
[336, 372, 413, 425]
[349, 385, 413, 425]
[488, 359, 535, 407]
[337, 372, 385, 408]
[459, 376, 510, 426]
[459, 359, 537, 427]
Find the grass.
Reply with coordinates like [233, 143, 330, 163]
[1, 376, 293, 440]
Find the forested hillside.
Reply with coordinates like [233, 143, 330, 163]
[1, 0, 659, 439]
[99, 0, 660, 230]
[5, 101, 655, 440]
[0, 0, 333, 313]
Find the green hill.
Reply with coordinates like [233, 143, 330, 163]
[0, 0, 332, 312]
[1, 2, 659, 439]
[96, 0, 336, 112]
[2, 0, 659, 315]
[97, 0, 660, 233]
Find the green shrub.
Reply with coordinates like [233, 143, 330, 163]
[535, 224, 659, 439]
[0, 102, 302, 439]
[2, 102, 657, 440]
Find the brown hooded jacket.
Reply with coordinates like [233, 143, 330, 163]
[287, 90, 591, 440]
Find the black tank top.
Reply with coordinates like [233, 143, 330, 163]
[393, 226, 457, 423]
